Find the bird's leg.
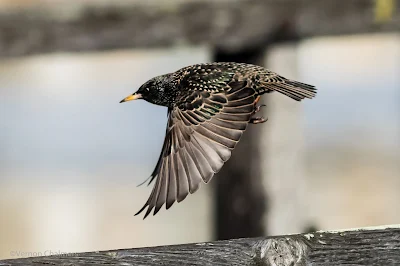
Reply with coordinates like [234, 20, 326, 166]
[252, 96, 265, 114]
[250, 96, 267, 124]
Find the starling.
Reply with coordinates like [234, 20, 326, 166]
[120, 62, 316, 219]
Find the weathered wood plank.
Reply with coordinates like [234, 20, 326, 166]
[1, 225, 399, 265]
[0, 0, 399, 57]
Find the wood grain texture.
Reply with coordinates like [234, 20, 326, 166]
[1, 225, 399, 265]
[0, 0, 399, 57]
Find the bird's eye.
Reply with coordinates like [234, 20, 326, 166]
[145, 87, 150, 91]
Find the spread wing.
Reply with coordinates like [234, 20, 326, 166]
[135, 80, 257, 218]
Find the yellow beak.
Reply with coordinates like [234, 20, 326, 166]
[119, 93, 142, 103]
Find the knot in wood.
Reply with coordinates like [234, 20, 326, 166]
[251, 237, 309, 266]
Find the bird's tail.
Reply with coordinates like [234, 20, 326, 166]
[261, 79, 317, 101]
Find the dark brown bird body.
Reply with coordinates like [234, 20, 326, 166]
[120, 62, 316, 218]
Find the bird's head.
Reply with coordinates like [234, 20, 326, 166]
[120, 74, 174, 107]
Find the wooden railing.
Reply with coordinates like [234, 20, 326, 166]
[1, 225, 399, 265]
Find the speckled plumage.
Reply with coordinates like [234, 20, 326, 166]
[120, 62, 316, 219]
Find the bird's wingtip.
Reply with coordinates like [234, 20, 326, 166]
[135, 203, 148, 218]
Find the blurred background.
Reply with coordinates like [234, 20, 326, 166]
[0, 0, 399, 260]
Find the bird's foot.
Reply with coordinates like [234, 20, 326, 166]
[253, 104, 266, 114]
[250, 117, 268, 124]
[250, 98, 267, 124]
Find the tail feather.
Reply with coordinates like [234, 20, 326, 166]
[261, 79, 317, 101]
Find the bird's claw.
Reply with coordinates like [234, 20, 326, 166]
[250, 102, 267, 124]
[253, 104, 266, 114]
[250, 117, 268, 124]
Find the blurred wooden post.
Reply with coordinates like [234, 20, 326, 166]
[213, 47, 268, 240]
[262, 44, 312, 235]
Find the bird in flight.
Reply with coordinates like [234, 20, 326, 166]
[120, 62, 316, 219]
